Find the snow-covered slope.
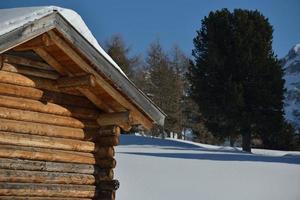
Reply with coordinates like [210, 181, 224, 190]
[282, 44, 300, 130]
[116, 135, 300, 200]
[0, 6, 126, 77]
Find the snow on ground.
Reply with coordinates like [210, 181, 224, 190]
[115, 135, 300, 200]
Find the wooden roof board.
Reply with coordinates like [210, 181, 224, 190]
[0, 11, 166, 129]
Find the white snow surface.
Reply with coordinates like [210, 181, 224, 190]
[0, 6, 126, 76]
[116, 135, 300, 200]
[283, 44, 300, 128]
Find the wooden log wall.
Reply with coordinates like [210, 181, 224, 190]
[0, 54, 120, 200]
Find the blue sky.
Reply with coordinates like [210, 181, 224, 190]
[0, 0, 299, 58]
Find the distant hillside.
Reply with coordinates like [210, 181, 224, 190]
[282, 44, 300, 131]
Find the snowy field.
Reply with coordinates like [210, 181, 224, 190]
[115, 135, 300, 200]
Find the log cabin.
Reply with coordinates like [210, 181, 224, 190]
[0, 6, 165, 200]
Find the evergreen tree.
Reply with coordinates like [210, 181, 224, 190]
[105, 35, 140, 79]
[144, 41, 183, 135]
[188, 9, 285, 152]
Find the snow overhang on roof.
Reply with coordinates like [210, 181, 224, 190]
[0, 6, 166, 129]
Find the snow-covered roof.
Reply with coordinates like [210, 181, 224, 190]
[0, 6, 126, 76]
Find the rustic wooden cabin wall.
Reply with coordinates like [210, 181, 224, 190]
[0, 53, 120, 199]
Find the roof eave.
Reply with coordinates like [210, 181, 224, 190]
[0, 11, 166, 126]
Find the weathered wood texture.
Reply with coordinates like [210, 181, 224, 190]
[0, 183, 96, 197]
[0, 158, 114, 180]
[0, 197, 91, 200]
[0, 35, 120, 199]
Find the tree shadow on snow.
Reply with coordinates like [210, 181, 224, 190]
[118, 152, 300, 165]
[119, 135, 300, 165]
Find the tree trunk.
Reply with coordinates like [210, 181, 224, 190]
[242, 131, 251, 152]
[229, 136, 235, 147]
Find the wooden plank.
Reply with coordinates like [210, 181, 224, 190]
[0, 169, 95, 185]
[1, 54, 53, 71]
[0, 131, 95, 152]
[0, 95, 99, 120]
[0, 158, 113, 177]
[0, 183, 95, 197]
[0, 144, 95, 164]
[2, 62, 59, 79]
[0, 106, 85, 128]
[47, 30, 154, 129]
[0, 13, 56, 54]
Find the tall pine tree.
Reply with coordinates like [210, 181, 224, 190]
[188, 9, 285, 152]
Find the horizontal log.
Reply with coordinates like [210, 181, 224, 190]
[0, 95, 99, 120]
[0, 70, 81, 95]
[0, 82, 96, 108]
[97, 136, 119, 147]
[0, 118, 88, 140]
[0, 169, 95, 185]
[95, 158, 116, 169]
[57, 74, 96, 89]
[0, 183, 95, 197]
[97, 180, 120, 191]
[2, 54, 53, 71]
[0, 158, 114, 178]
[0, 158, 95, 174]
[0, 131, 96, 153]
[0, 106, 85, 128]
[2, 62, 59, 79]
[97, 190, 115, 200]
[98, 125, 121, 137]
[0, 197, 91, 200]
[0, 82, 44, 100]
[97, 112, 132, 127]
[0, 144, 95, 164]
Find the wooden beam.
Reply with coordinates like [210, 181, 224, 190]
[0, 131, 96, 153]
[1, 54, 53, 71]
[0, 197, 91, 200]
[56, 74, 96, 89]
[0, 144, 96, 165]
[33, 47, 66, 75]
[0, 158, 114, 177]
[1, 62, 59, 80]
[32, 46, 113, 112]
[0, 118, 87, 140]
[47, 30, 154, 129]
[0, 95, 99, 120]
[97, 112, 132, 126]
[98, 125, 121, 137]
[0, 106, 85, 129]
[0, 70, 81, 96]
[0, 169, 95, 185]
[13, 33, 53, 51]
[0, 183, 95, 197]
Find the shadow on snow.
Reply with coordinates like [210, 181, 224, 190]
[118, 135, 300, 165]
